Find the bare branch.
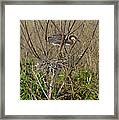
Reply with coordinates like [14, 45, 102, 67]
[21, 21, 41, 60]
[50, 20, 61, 33]
[66, 20, 76, 36]
[75, 46, 89, 66]
[63, 20, 67, 34]
[47, 46, 54, 55]
[64, 45, 68, 55]
[60, 20, 63, 32]
[69, 20, 76, 32]
[56, 32, 64, 58]
[68, 23, 84, 54]
[92, 20, 99, 39]
[34, 20, 47, 56]
[45, 20, 49, 56]
[68, 23, 84, 36]
[67, 20, 71, 34]
[38, 20, 45, 32]
[75, 21, 99, 66]
[69, 41, 77, 54]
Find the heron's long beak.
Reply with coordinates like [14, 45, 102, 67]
[77, 39, 80, 43]
[75, 38, 80, 43]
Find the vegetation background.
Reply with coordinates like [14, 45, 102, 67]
[20, 20, 99, 100]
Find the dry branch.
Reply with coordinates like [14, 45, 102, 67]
[50, 20, 61, 33]
[45, 20, 49, 56]
[75, 21, 99, 66]
[38, 20, 45, 32]
[66, 20, 76, 36]
[21, 21, 41, 60]
[34, 20, 47, 56]
[68, 23, 84, 36]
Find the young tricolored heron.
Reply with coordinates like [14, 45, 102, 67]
[48, 34, 79, 46]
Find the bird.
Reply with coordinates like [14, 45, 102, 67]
[48, 34, 78, 46]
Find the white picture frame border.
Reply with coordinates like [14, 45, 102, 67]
[0, 0, 118, 119]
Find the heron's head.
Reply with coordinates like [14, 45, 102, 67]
[69, 35, 79, 41]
